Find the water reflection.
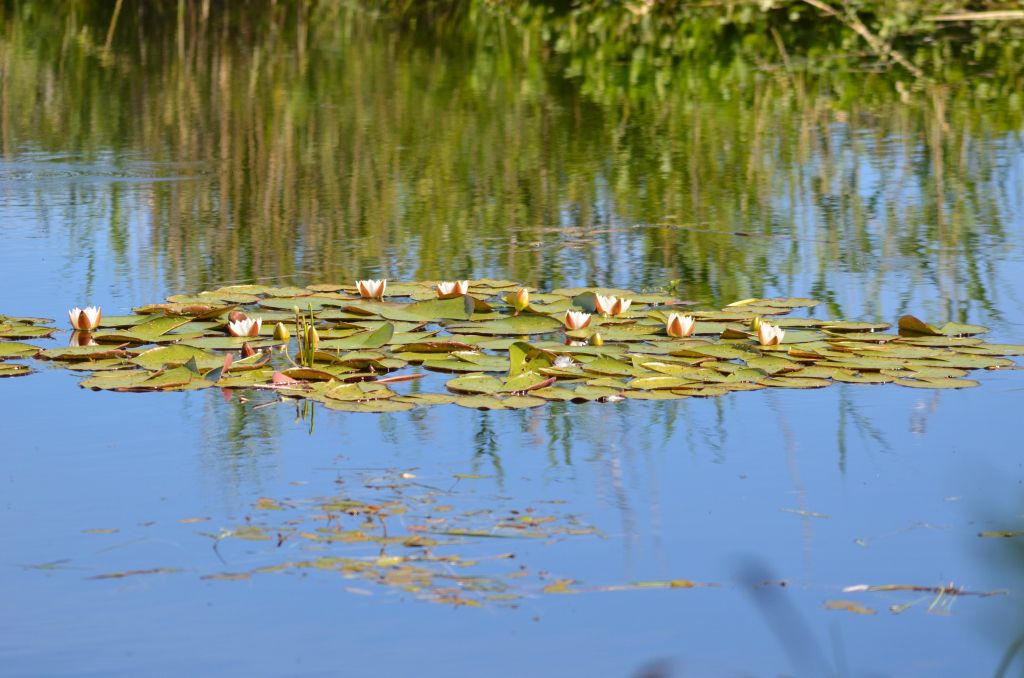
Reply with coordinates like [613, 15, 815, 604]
[1, 3, 1022, 331]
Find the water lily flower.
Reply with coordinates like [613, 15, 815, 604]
[611, 298, 632, 315]
[227, 317, 262, 337]
[564, 310, 591, 331]
[553, 355, 575, 368]
[666, 313, 695, 338]
[68, 306, 101, 331]
[511, 287, 530, 313]
[594, 294, 616, 316]
[437, 280, 469, 299]
[356, 279, 387, 299]
[273, 322, 290, 341]
[757, 321, 785, 346]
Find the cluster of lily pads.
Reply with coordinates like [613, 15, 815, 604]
[1, 279, 1021, 412]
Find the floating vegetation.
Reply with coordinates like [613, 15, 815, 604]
[841, 582, 1008, 616]
[1, 281, 1021, 409]
[79, 468, 607, 607]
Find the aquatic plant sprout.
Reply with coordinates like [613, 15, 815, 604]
[0, 281, 1020, 406]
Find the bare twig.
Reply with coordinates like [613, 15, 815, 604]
[800, 0, 925, 79]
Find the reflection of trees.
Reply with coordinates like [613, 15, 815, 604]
[195, 390, 282, 509]
[0, 2, 1020, 325]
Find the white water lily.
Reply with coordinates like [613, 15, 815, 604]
[68, 306, 102, 331]
[594, 294, 616, 316]
[553, 355, 575, 368]
[757, 321, 785, 346]
[227, 316, 263, 338]
[437, 280, 469, 298]
[666, 313, 695, 338]
[564, 310, 591, 331]
[611, 297, 632, 315]
[356, 279, 387, 299]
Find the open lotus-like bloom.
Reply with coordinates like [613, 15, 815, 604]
[227, 316, 262, 337]
[666, 313, 695, 338]
[757, 321, 785, 346]
[611, 298, 632, 315]
[68, 306, 102, 331]
[356, 279, 387, 299]
[564, 310, 592, 331]
[594, 294, 617, 316]
[436, 280, 469, 299]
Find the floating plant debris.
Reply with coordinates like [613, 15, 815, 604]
[80, 468, 606, 607]
[1, 281, 1021, 409]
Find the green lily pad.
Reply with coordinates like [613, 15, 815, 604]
[132, 345, 223, 371]
[895, 377, 980, 389]
[321, 399, 415, 413]
[453, 395, 546, 410]
[447, 314, 563, 336]
[0, 341, 40, 359]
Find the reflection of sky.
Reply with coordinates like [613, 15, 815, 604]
[4, 359, 1024, 674]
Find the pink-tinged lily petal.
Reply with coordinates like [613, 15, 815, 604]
[666, 313, 695, 338]
[68, 306, 102, 330]
[757, 321, 785, 346]
[564, 310, 591, 331]
[594, 294, 616, 316]
[436, 280, 469, 299]
[227, 317, 262, 337]
[356, 279, 387, 299]
[611, 298, 632, 315]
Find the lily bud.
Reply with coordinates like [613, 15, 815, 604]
[590, 332, 604, 347]
[512, 287, 530, 312]
[273, 322, 290, 341]
[750, 316, 762, 332]
[305, 326, 320, 346]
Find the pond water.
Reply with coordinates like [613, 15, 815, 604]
[2, 4, 1024, 676]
